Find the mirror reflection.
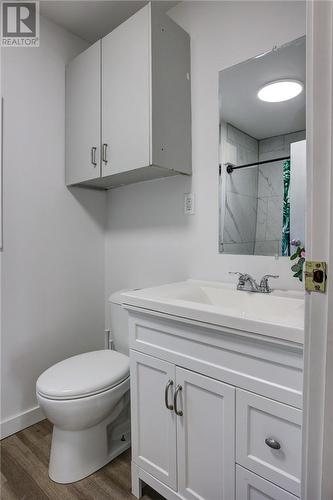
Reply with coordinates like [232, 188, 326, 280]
[219, 36, 306, 256]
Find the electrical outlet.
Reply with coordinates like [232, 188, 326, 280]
[184, 193, 195, 215]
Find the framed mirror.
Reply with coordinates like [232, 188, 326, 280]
[219, 36, 306, 256]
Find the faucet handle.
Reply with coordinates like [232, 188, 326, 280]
[229, 272, 248, 286]
[261, 274, 279, 280]
[260, 274, 279, 293]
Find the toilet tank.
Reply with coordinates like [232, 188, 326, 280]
[108, 290, 131, 356]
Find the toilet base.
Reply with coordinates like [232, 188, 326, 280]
[49, 404, 131, 484]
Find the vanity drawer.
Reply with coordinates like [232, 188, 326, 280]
[236, 465, 298, 500]
[236, 389, 302, 496]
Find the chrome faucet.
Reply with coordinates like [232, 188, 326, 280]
[229, 272, 279, 293]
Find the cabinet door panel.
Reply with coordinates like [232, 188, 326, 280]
[130, 351, 177, 490]
[66, 41, 101, 185]
[102, 5, 150, 177]
[176, 367, 235, 500]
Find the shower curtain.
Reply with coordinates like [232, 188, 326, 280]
[282, 159, 291, 256]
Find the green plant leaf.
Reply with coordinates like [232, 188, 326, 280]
[290, 243, 305, 282]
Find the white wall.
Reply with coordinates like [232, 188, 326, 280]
[1, 17, 106, 437]
[105, 0, 306, 305]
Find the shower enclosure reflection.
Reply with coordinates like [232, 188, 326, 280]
[218, 37, 306, 256]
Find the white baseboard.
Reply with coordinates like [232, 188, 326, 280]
[0, 406, 45, 439]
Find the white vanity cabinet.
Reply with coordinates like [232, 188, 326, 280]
[126, 309, 303, 500]
[65, 3, 191, 189]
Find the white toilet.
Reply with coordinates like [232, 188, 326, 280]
[36, 291, 130, 484]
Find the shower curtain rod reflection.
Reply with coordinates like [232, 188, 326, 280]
[224, 155, 290, 174]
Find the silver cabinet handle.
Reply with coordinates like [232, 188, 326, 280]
[102, 143, 108, 164]
[174, 385, 183, 416]
[164, 380, 174, 411]
[91, 146, 97, 167]
[265, 437, 281, 450]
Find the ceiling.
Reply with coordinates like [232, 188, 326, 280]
[40, 1, 178, 43]
[219, 36, 306, 140]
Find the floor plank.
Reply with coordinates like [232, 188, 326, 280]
[1, 420, 165, 500]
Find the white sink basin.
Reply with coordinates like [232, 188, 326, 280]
[121, 280, 304, 344]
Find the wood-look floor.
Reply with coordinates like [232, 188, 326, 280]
[1, 420, 164, 500]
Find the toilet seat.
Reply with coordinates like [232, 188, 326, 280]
[36, 350, 130, 400]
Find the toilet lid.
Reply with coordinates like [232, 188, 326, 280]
[36, 350, 130, 399]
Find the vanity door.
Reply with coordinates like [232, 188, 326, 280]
[175, 367, 236, 500]
[130, 351, 177, 490]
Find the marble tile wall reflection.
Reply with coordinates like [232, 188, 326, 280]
[220, 122, 259, 254]
[220, 125, 306, 256]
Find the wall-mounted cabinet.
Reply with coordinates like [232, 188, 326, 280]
[66, 3, 191, 189]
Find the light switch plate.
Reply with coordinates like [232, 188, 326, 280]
[184, 193, 195, 215]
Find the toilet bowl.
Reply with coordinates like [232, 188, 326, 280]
[36, 349, 130, 484]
